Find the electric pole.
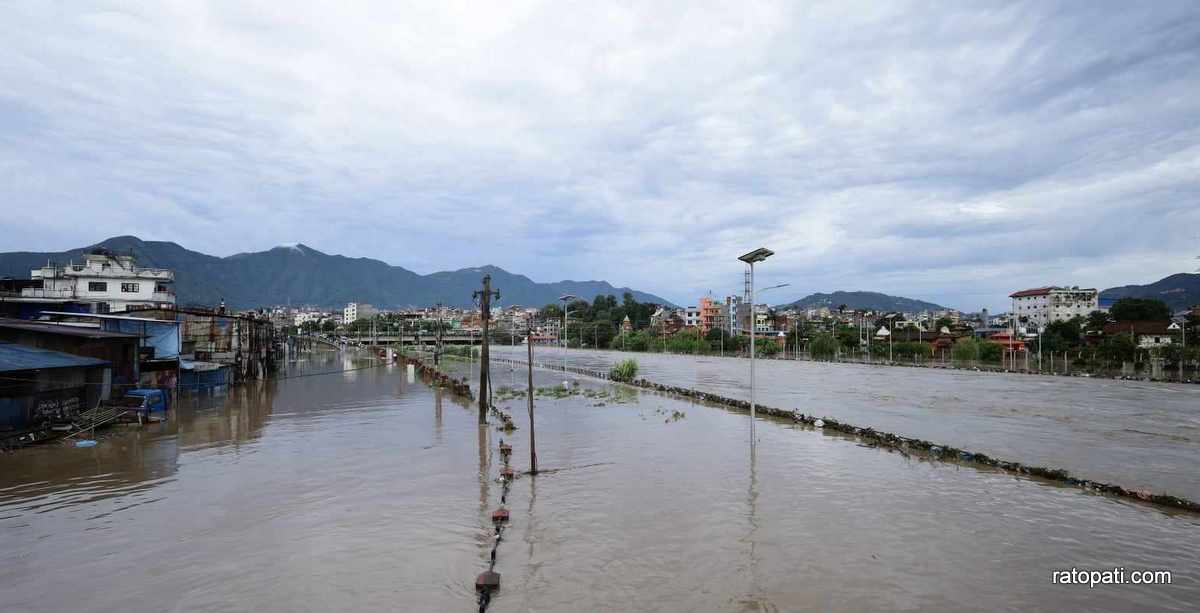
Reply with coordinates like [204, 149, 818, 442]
[434, 302, 444, 366]
[474, 275, 500, 424]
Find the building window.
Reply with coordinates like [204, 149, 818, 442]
[121, 282, 140, 293]
[88, 281, 107, 292]
[97, 302, 110, 314]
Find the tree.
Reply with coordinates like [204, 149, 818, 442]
[934, 316, 954, 331]
[1041, 317, 1082, 353]
[951, 337, 980, 363]
[754, 337, 779, 357]
[893, 341, 932, 360]
[1109, 298, 1171, 322]
[1097, 333, 1136, 366]
[809, 332, 839, 360]
[540, 304, 563, 320]
[951, 337, 1002, 363]
[1085, 310, 1110, 333]
[666, 329, 706, 354]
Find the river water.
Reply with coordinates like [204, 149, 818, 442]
[491, 346, 1200, 502]
[1, 347, 1197, 612]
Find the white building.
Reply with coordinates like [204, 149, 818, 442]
[1009, 286, 1099, 329]
[343, 302, 378, 324]
[21, 251, 174, 313]
[294, 310, 328, 326]
[683, 306, 700, 328]
[735, 303, 772, 333]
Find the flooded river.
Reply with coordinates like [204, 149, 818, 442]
[492, 346, 1200, 502]
[1, 347, 1197, 612]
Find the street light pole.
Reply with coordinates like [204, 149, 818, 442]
[1038, 326, 1044, 373]
[559, 294, 575, 373]
[738, 248, 777, 445]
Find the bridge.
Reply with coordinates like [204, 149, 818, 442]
[294, 332, 488, 347]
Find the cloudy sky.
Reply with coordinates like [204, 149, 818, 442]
[2, 1, 1198, 310]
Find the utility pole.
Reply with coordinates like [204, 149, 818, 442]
[527, 325, 538, 474]
[474, 275, 500, 424]
[434, 302, 444, 366]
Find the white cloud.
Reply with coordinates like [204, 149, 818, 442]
[1, 0, 1198, 310]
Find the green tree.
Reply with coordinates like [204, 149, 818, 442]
[754, 337, 779, 356]
[1109, 298, 1171, 322]
[893, 341, 932, 360]
[1041, 317, 1083, 353]
[951, 337, 1002, 363]
[809, 332, 839, 360]
[1085, 310, 1110, 333]
[1097, 333, 1137, 365]
[952, 338, 979, 363]
[540, 304, 563, 320]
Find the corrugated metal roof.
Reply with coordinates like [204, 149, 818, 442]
[0, 342, 111, 373]
[1009, 287, 1055, 298]
[39, 311, 181, 325]
[0, 318, 143, 339]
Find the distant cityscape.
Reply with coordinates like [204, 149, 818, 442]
[4, 248, 1194, 387]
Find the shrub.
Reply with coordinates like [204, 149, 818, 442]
[893, 341, 933, 359]
[609, 359, 639, 382]
[809, 332, 839, 360]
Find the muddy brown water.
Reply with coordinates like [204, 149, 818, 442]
[491, 346, 1200, 502]
[1, 347, 1197, 612]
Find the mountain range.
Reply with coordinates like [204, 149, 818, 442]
[778, 291, 948, 313]
[1099, 273, 1200, 312]
[0, 236, 673, 309]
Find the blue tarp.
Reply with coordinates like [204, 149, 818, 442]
[99, 318, 181, 359]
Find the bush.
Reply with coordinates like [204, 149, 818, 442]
[666, 329, 707, 354]
[613, 330, 652, 351]
[809, 332, 839, 360]
[754, 337, 780, 356]
[609, 359, 639, 382]
[893, 341, 933, 360]
[951, 338, 1002, 363]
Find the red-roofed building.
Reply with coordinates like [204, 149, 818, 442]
[1102, 321, 1173, 349]
[987, 331, 1026, 351]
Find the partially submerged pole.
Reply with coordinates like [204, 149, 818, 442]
[527, 326, 537, 475]
[474, 275, 500, 424]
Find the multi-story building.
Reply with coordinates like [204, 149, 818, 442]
[294, 310, 328, 326]
[683, 306, 701, 329]
[1009, 286, 1098, 329]
[725, 296, 742, 335]
[343, 302, 378, 324]
[697, 297, 723, 336]
[735, 303, 772, 333]
[538, 317, 561, 340]
[18, 250, 174, 314]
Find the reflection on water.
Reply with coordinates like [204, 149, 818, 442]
[0, 348, 1197, 612]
